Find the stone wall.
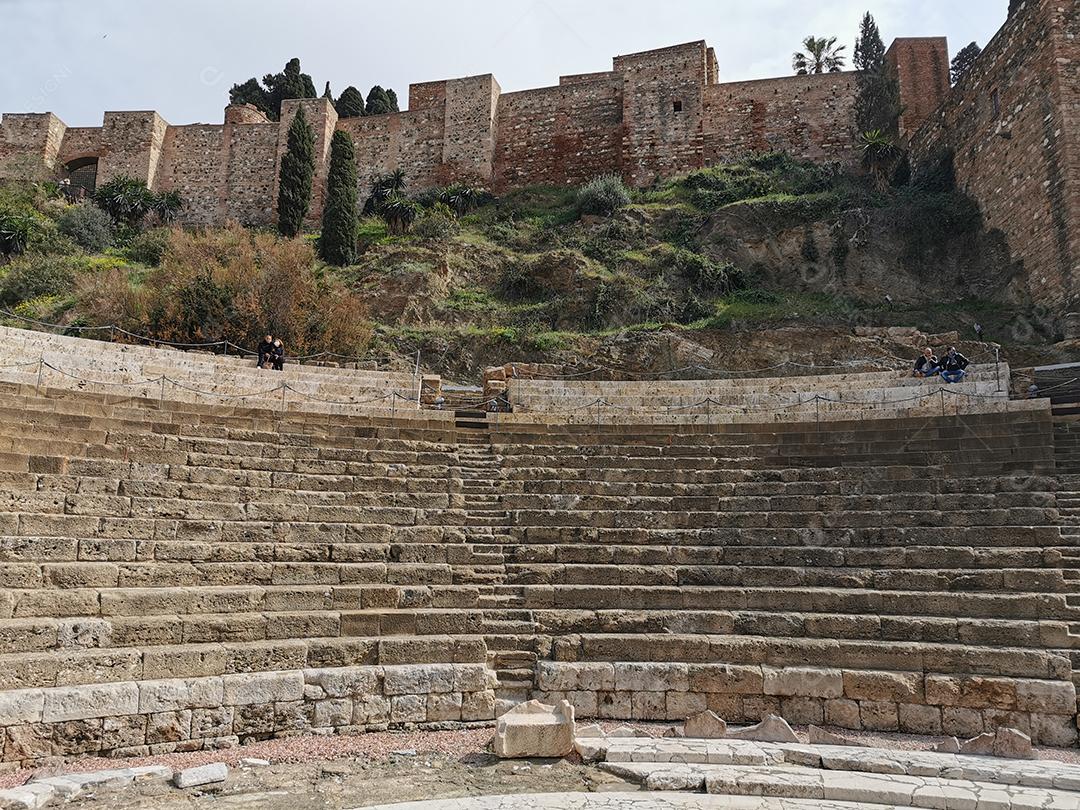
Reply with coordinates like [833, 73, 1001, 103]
[0, 664, 496, 765]
[0, 37, 952, 210]
[910, 0, 1079, 312]
[703, 73, 858, 165]
[493, 78, 624, 191]
[886, 38, 950, 139]
[535, 662, 1078, 747]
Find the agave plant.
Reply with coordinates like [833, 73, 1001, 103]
[0, 210, 35, 258]
[152, 190, 185, 224]
[363, 169, 408, 216]
[859, 129, 902, 192]
[379, 193, 421, 235]
[793, 36, 847, 75]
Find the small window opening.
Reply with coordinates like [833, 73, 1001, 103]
[673, 100, 683, 113]
[991, 89, 1001, 118]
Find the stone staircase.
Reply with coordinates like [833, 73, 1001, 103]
[452, 411, 540, 711]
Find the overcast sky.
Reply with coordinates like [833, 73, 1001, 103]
[1, 0, 1009, 128]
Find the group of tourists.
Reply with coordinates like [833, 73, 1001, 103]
[257, 335, 285, 371]
[913, 346, 970, 383]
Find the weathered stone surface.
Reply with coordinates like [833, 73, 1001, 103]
[41, 683, 138, 723]
[683, 710, 727, 739]
[173, 762, 227, 789]
[726, 714, 798, 743]
[494, 700, 575, 759]
[992, 727, 1034, 759]
[958, 732, 996, 755]
[221, 672, 304, 706]
[762, 667, 842, 699]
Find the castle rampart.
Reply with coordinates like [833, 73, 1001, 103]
[909, 0, 1079, 313]
[0, 35, 948, 226]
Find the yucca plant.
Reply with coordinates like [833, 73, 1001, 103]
[860, 129, 902, 192]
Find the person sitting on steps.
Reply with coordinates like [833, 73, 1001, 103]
[913, 347, 940, 378]
[257, 334, 275, 369]
[271, 338, 285, 371]
[939, 346, 970, 384]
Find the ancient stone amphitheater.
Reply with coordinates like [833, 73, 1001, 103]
[1, 324, 1079, 806]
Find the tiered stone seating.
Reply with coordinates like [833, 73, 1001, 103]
[0, 376, 501, 765]
[507, 366, 1010, 422]
[0, 327, 1075, 766]
[482, 406, 1080, 747]
[0, 325, 422, 414]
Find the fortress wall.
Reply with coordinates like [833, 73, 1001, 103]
[337, 107, 446, 191]
[887, 38, 950, 138]
[560, 71, 617, 86]
[159, 125, 226, 225]
[442, 75, 500, 183]
[911, 0, 1079, 312]
[97, 111, 169, 188]
[223, 122, 279, 225]
[493, 77, 624, 191]
[703, 72, 859, 166]
[0, 113, 66, 180]
[56, 127, 103, 164]
[614, 41, 708, 187]
[409, 80, 447, 112]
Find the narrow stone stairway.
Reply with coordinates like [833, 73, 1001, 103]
[453, 410, 538, 713]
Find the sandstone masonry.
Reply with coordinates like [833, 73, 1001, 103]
[0, 38, 947, 227]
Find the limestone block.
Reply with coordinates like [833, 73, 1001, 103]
[842, 671, 923, 702]
[958, 732, 996, 755]
[993, 727, 1034, 759]
[221, 672, 304, 706]
[824, 699, 860, 730]
[313, 698, 353, 728]
[1014, 680, 1076, 715]
[147, 711, 191, 744]
[42, 683, 139, 723]
[1031, 712, 1079, 747]
[808, 726, 862, 747]
[457, 690, 493, 722]
[925, 675, 1016, 710]
[898, 703, 942, 735]
[453, 665, 495, 693]
[630, 692, 667, 721]
[390, 695, 426, 724]
[763, 666, 842, 699]
[138, 677, 224, 713]
[666, 691, 706, 720]
[191, 707, 233, 739]
[493, 700, 574, 759]
[354, 694, 391, 725]
[781, 697, 824, 726]
[426, 692, 463, 722]
[941, 707, 984, 738]
[537, 662, 614, 693]
[726, 714, 798, 743]
[302, 667, 379, 698]
[688, 664, 762, 695]
[597, 692, 631, 720]
[614, 663, 689, 693]
[574, 723, 605, 738]
[173, 762, 227, 789]
[932, 736, 961, 753]
[0, 690, 44, 726]
[383, 665, 433, 696]
[859, 701, 899, 732]
[0, 783, 56, 809]
[683, 710, 727, 739]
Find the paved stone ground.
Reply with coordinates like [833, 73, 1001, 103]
[361, 797, 924, 809]
[52, 754, 632, 809]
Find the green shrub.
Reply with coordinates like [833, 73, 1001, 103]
[0, 209, 36, 257]
[58, 204, 113, 252]
[673, 249, 741, 295]
[577, 175, 631, 217]
[124, 227, 171, 266]
[414, 203, 460, 241]
[0, 255, 77, 306]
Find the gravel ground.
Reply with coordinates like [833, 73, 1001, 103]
[4, 722, 1080, 808]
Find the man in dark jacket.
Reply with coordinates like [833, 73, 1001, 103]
[939, 347, 970, 383]
[913, 348, 940, 378]
[257, 335, 275, 369]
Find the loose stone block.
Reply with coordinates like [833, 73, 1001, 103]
[174, 762, 227, 789]
[493, 700, 574, 759]
[683, 710, 728, 739]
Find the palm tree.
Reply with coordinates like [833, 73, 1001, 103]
[793, 36, 847, 75]
[859, 129, 901, 192]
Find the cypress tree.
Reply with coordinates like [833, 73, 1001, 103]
[277, 107, 316, 237]
[319, 131, 359, 266]
[337, 86, 366, 118]
[853, 12, 901, 134]
[365, 86, 397, 116]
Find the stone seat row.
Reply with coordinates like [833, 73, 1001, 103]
[509, 364, 1007, 396]
[0, 325, 419, 386]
